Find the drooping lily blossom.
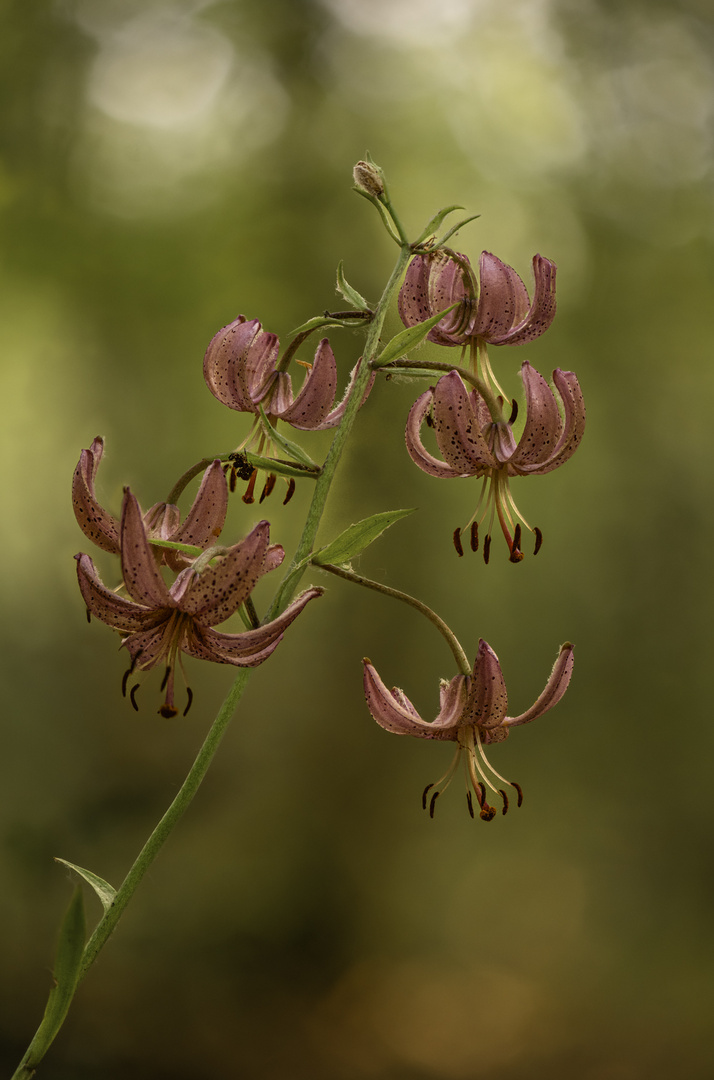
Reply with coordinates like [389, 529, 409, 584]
[363, 639, 574, 819]
[73, 437, 228, 570]
[398, 249, 557, 349]
[75, 489, 323, 717]
[203, 315, 373, 430]
[203, 315, 374, 503]
[406, 363, 585, 561]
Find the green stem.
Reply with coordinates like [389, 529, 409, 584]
[378, 357, 507, 422]
[14, 195, 415, 1080]
[318, 563, 471, 675]
[267, 242, 412, 619]
[11, 669, 252, 1079]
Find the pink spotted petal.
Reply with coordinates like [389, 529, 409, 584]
[363, 660, 467, 741]
[432, 371, 497, 474]
[469, 252, 530, 343]
[72, 437, 121, 554]
[462, 640, 509, 730]
[513, 367, 586, 476]
[405, 388, 466, 479]
[497, 254, 557, 345]
[314, 357, 376, 430]
[504, 643, 574, 728]
[120, 620, 174, 670]
[398, 254, 472, 346]
[179, 520, 272, 623]
[170, 460, 228, 550]
[508, 362, 564, 470]
[75, 553, 163, 633]
[277, 338, 338, 429]
[183, 586, 323, 664]
[120, 490, 173, 608]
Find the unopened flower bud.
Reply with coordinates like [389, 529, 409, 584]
[353, 160, 385, 198]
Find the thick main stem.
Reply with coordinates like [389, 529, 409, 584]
[267, 243, 412, 619]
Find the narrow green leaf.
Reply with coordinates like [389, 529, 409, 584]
[336, 261, 370, 311]
[55, 858, 117, 913]
[371, 305, 458, 368]
[413, 205, 464, 246]
[436, 213, 481, 246]
[31, 888, 86, 1054]
[312, 509, 415, 566]
[289, 315, 335, 336]
[257, 408, 317, 468]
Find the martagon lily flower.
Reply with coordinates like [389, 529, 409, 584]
[406, 363, 585, 562]
[203, 315, 373, 500]
[75, 489, 323, 717]
[398, 249, 556, 402]
[73, 437, 228, 570]
[363, 640, 574, 820]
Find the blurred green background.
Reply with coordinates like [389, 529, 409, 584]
[2, 0, 713, 1076]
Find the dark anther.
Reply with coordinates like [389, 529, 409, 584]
[121, 668, 132, 697]
[183, 687, 194, 717]
[508, 398, 519, 425]
[429, 791, 440, 819]
[259, 473, 277, 503]
[129, 684, 141, 712]
[85, 608, 92, 624]
[426, 412, 434, 429]
[242, 469, 258, 504]
[509, 524, 524, 563]
[470, 521, 479, 552]
[160, 666, 171, 692]
[283, 478, 296, 505]
[453, 527, 464, 557]
[473, 781, 486, 808]
[228, 466, 237, 493]
[533, 527, 543, 555]
[483, 535, 492, 564]
[499, 789, 509, 815]
[480, 804, 497, 822]
[422, 783, 434, 811]
[466, 791, 475, 819]
[511, 781, 524, 807]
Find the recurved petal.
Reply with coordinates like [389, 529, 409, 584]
[203, 317, 263, 413]
[183, 586, 323, 664]
[504, 643, 574, 728]
[75, 553, 163, 633]
[405, 388, 465, 479]
[398, 254, 471, 346]
[363, 661, 466, 740]
[509, 362, 564, 471]
[120, 490, 173, 608]
[170, 460, 228, 550]
[180, 520, 272, 623]
[432, 371, 497, 474]
[469, 252, 530, 343]
[500, 254, 557, 345]
[462, 639, 509, 730]
[278, 338, 338, 429]
[314, 357, 376, 429]
[515, 368, 586, 476]
[72, 437, 121, 554]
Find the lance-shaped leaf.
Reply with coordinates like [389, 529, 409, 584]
[412, 204, 464, 246]
[372, 305, 458, 368]
[18, 888, 86, 1072]
[55, 858, 117, 914]
[312, 508, 415, 566]
[336, 261, 370, 311]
